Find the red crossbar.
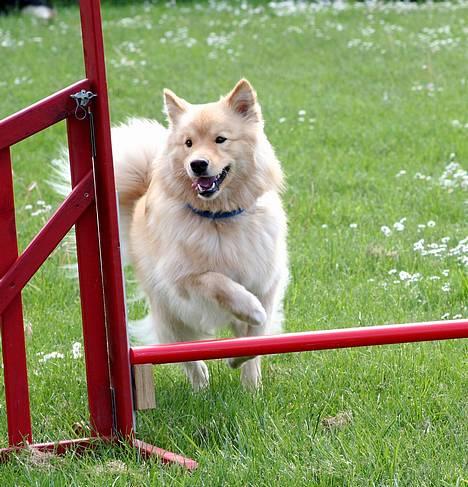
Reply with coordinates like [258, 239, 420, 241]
[130, 320, 468, 365]
[0, 171, 94, 315]
[0, 79, 90, 149]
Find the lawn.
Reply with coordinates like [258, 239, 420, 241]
[0, 0, 467, 484]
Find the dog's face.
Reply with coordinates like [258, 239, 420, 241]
[162, 80, 272, 208]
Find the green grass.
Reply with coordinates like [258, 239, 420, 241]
[1, 1, 467, 485]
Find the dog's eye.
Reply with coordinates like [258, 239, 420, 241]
[215, 136, 227, 144]
[185, 139, 192, 148]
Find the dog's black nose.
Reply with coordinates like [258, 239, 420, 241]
[190, 159, 208, 175]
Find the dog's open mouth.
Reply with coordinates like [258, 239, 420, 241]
[191, 166, 230, 198]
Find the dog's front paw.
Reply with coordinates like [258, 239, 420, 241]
[233, 293, 267, 327]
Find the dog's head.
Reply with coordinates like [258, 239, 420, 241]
[160, 79, 283, 211]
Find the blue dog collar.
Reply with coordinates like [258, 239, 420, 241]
[187, 204, 245, 220]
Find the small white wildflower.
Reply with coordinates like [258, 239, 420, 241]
[39, 352, 64, 363]
[381, 226, 392, 237]
[393, 220, 405, 232]
[441, 283, 451, 292]
[298, 109, 306, 116]
[441, 269, 450, 277]
[440, 312, 450, 319]
[72, 342, 82, 359]
[399, 271, 412, 281]
[428, 276, 440, 281]
[413, 239, 425, 252]
[388, 269, 397, 275]
[349, 223, 358, 229]
[278, 117, 286, 123]
[395, 170, 406, 177]
[427, 220, 436, 228]
[25, 204, 32, 210]
[321, 224, 328, 229]
[452, 314, 462, 319]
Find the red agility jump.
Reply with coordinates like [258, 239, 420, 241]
[0, 0, 467, 470]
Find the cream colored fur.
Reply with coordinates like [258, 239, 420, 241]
[59, 80, 289, 390]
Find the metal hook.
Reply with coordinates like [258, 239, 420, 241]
[71, 90, 97, 120]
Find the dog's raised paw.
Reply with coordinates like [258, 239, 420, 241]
[233, 293, 267, 327]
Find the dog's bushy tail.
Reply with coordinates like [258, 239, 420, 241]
[50, 118, 164, 263]
[112, 118, 164, 208]
[49, 118, 165, 344]
[111, 118, 165, 261]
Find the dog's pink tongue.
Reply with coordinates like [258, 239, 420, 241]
[193, 176, 217, 190]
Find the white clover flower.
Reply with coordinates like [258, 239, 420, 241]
[413, 239, 425, 252]
[39, 352, 64, 363]
[72, 342, 82, 359]
[381, 226, 392, 237]
[427, 220, 436, 227]
[399, 271, 411, 281]
[393, 218, 406, 231]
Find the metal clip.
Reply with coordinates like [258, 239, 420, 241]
[71, 90, 97, 120]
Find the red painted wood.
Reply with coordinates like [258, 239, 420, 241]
[130, 320, 468, 365]
[0, 79, 90, 149]
[67, 116, 114, 438]
[0, 436, 198, 471]
[0, 148, 32, 446]
[79, 0, 134, 437]
[0, 172, 94, 315]
[0, 437, 101, 461]
[133, 439, 198, 470]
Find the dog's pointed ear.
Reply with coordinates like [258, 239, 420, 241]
[164, 89, 188, 125]
[225, 79, 261, 122]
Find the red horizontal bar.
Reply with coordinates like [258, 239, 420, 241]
[0, 171, 94, 315]
[133, 439, 198, 470]
[0, 436, 198, 470]
[130, 320, 468, 365]
[0, 79, 90, 149]
[0, 437, 100, 462]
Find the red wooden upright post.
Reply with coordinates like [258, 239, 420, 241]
[67, 115, 114, 438]
[78, 0, 134, 437]
[0, 147, 32, 446]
